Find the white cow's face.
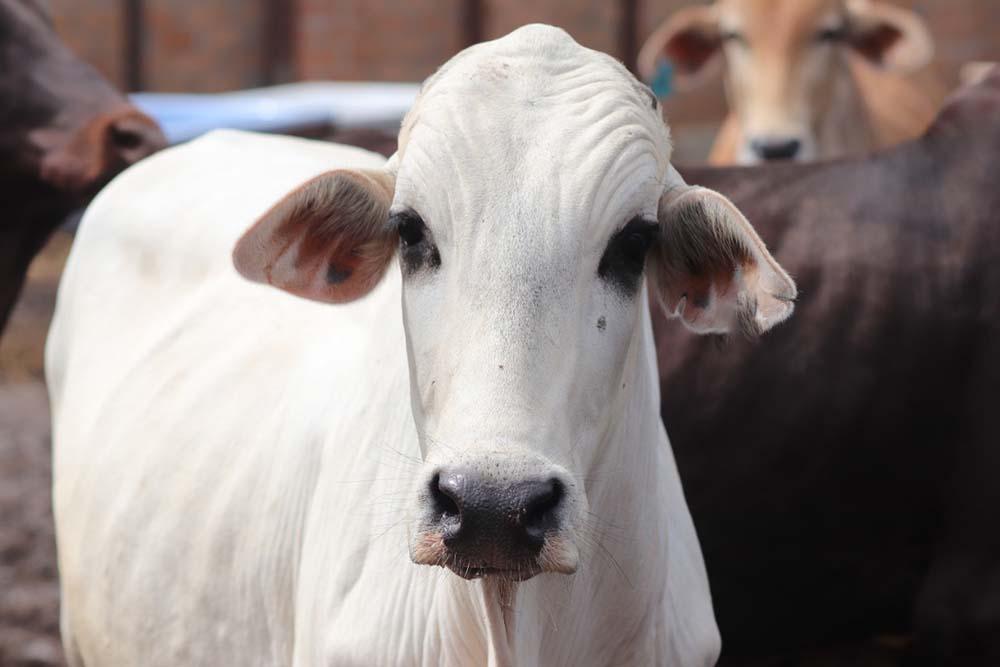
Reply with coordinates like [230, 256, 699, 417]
[392, 32, 672, 578]
[234, 25, 796, 582]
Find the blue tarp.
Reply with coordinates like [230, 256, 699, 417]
[130, 81, 421, 145]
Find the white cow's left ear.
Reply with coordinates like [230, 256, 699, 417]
[233, 168, 396, 304]
[845, 0, 934, 72]
[650, 167, 796, 337]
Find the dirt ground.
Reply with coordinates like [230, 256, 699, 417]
[0, 232, 70, 666]
[0, 232, 903, 666]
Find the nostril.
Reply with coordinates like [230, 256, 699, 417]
[110, 124, 144, 151]
[429, 472, 461, 519]
[752, 138, 802, 161]
[520, 478, 564, 545]
[780, 139, 801, 159]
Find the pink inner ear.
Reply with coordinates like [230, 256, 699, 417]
[852, 23, 902, 64]
[667, 29, 720, 74]
[660, 265, 744, 335]
[676, 273, 717, 319]
[233, 169, 396, 304]
[653, 186, 796, 337]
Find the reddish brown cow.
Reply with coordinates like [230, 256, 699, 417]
[1, 0, 165, 333]
[640, 0, 946, 164]
[663, 68, 1000, 665]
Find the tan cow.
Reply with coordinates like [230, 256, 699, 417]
[639, 0, 947, 164]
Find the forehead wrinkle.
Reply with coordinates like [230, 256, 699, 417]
[589, 150, 661, 236]
[404, 27, 667, 145]
[395, 113, 496, 240]
[404, 96, 663, 234]
[551, 107, 664, 231]
[395, 24, 671, 266]
[437, 28, 647, 101]
[533, 74, 647, 109]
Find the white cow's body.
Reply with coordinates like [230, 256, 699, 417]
[50, 25, 800, 667]
[48, 130, 718, 666]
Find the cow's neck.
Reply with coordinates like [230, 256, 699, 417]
[815, 55, 875, 158]
[588, 293, 672, 577]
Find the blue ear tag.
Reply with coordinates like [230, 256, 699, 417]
[651, 59, 674, 99]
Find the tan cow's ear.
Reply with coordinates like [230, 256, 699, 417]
[638, 5, 722, 90]
[846, 0, 934, 72]
[233, 169, 396, 303]
[650, 173, 796, 337]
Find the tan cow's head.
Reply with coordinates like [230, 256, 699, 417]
[639, 0, 934, 163]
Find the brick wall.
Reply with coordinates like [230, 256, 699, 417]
[48, 0, 1000, 150]
[50, 0, 1000, 90]
[484, 0, 623, 58]
[297, 0, 629, 82]
[914, 0, 1000, 79]
[51, 0, 126, 89]
[296, 0, 465, 82]
[143, 0, 265, 92]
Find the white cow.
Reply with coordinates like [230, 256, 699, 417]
[47, 25, 795, 666]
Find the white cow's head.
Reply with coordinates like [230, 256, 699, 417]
[234, 25, 795, 581]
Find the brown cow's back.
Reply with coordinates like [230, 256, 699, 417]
[666, 73, 1000, 664]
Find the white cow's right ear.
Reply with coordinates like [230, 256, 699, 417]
[650, 167, 796, 337]
[638, 5, 722, 89]
[233, 168, 396, 303]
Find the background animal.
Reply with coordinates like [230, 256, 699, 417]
[0, 0, 165, 337]
[662, 68, 1000, 666]
[640, 0, 948, 164]
[45, 26, 795, 666]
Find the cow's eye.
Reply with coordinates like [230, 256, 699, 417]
[598, 217, 659, 296]
[816, 26, 846, 42]
[720, 30, 746, 45]
[391, 210, 441, 275]
[396, 212, 426, 247]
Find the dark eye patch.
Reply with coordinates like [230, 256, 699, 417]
[598, 217, 659, 296]
[390, 209, 441, 275]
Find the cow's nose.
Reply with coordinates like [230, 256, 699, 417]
[38, 108, 166, 193]
[430, 469, 564, 555]
[750, 137, 801, 161]
[105, 109, 167, 165]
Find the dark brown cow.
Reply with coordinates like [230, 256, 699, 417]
[1, 0, 165, 333]
[662, 69, 1000, 666]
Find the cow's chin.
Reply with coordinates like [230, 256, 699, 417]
[410, 531, 579, 581]
[445, 562, 543, 581]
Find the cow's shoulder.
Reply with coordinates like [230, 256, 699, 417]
[63, 131, 386, 301]
[84, 130, 386, 252]
[48, 130, 396, 408]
